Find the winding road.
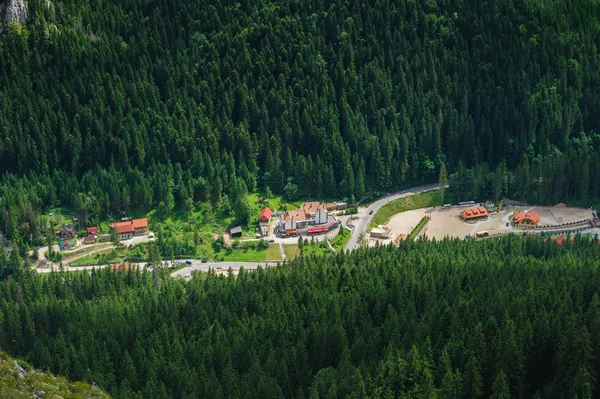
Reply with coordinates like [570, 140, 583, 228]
[34, 184, 441, 275]
[344, 183, 440, 251]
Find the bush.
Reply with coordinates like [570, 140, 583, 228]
[257, 238, 269, 249]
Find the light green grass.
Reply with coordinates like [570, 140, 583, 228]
[220, 243, 282, 262]
[265, 243, 283, 261]
[407, 216, 431, 241]
[369, 190, 441, 229]
[284, 244, 299, 260]
[69, 248, 126, 266]
[331, 227, 351, 251]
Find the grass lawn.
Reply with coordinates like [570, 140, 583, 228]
[369, 190, 441, 229]
[69, 248, 126, 266]
[330, 227, 351, 252]
[220, 243, 282, 262]
[265, 243, 283, 261]
[284, 244, 299, 260]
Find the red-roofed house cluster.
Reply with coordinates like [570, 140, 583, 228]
[111, 218, 148, 240]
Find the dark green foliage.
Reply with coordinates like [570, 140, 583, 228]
[1, 0, 600, 248]
[0, 237, 599, 397]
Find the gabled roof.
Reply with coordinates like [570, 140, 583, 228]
[259, 207, 272, 221]
[281, 209, 307, 223]
[111, 218, 148, 233]
[230, 226, 242, 234]
[87, 227, 98, 234]
[302, 201, 325, 214]
[462, 207, 489, 219]
[84, 235, 96, 242]
[514, 211, 541, 224]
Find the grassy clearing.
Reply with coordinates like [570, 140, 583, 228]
[330, 227, 351, 252]
[407, 216, 431, 241]
[369, 190, 441, 229]
[284, 244, 300, 260]
[220, 243, 282, 262]
[265, 244, 283, 261]
[69, 248, 127, 266]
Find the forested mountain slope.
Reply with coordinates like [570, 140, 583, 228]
[0, 237, 599, 398]
[1, 0, 600, 241]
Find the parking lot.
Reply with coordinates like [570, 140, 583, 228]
[374, 204, 595, 243]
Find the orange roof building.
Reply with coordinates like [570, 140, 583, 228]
[110, 218, 148, 239]
[461, 207, 489, 221]
[258, 207, 272, 224]
[513, 211, 540, 226]
[302, 201, 326, 215]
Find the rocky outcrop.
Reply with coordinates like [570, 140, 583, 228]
[0, 0, 28, 32]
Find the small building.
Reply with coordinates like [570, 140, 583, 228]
[335, 201, 348, 211]
[513, 211, 540, 227]
[83, 235, 96, 244]
[370, 227, 390, 239]
[461, 207, 489, 221]
[87, 227, 98, 235]
[56, 225, 76, 239]
[326, 202, 338, 211]
[111, 218, 148, 240]
[99, 234, 111, 242]
[258, 207, 273, 226]
[230, 226, 243, 238]
[485, 201, 495, 212]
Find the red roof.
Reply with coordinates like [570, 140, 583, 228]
[462, 207, 489, 220]
[84, 235, 96, 242]
[553, 235, 574, 246]
[87, 227, 98, 234]
[110, 262, 135, 271]
[514, 212, 541, 224]
[111, 218, 148, 234]
[259, 207, 272, 222]
[302, 202, 326, 214]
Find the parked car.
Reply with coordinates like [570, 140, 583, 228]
[201, 259, 208, 263]
[369, 210, 374, 215]
[506, 222, 509, 227]
[185, 260, 192, 265]
[268, 239, 275, 243]
[365, 203, 370, 208]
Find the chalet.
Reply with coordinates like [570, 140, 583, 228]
[83, 235, 96, 244]
[461, 207, 489, 221]
[110, 218, 148, 240]
[56, 225, 76, 239]
[230, 226, 243, 238]
[513, 211, 540, 227]
[302, 202, 328, 225]
[87, 227, 98, 235]
[258, 207, 272, 226]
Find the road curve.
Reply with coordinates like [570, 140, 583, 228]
[34, 184, 442, 274]
[344, 183, 440, 251]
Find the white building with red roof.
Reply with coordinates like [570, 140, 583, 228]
[110, 218, 148, 240]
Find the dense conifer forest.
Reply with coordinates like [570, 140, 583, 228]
[1, 0, 600, 244]
[0, 237, 599, 398]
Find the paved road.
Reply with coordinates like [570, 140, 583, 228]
[344, 183, 440, 251]
[171, 261, 277, 277]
